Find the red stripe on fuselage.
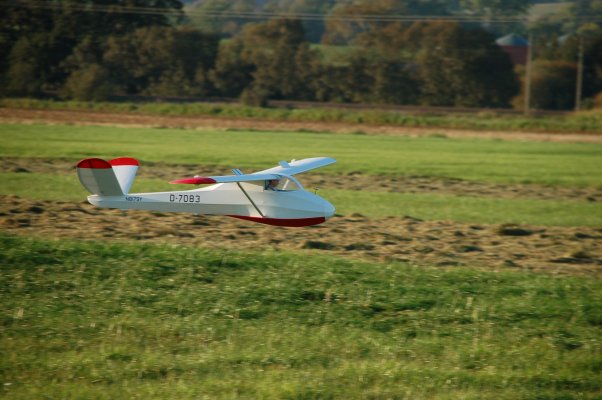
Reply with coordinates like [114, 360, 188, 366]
[228, 215, 326, 227]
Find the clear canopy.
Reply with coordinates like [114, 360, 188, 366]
[265, 177, 302, 191]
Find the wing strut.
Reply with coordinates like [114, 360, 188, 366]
[236, 182, 264, 217]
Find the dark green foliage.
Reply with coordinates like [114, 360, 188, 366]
[558, 31, 602, 107]
[190, 0, 451, 43]
[4, 34, 58, 96]
[0, 0, 533, 108]
[238, 19, 318, 101]
[59, 64, 114, 101]
[310, 19, 518, 107]
[583, 33, 602, 99]
[531, 30, 602, 108]
[515, 60, 578, 110]
[322, 0, 450, 45]
[0, 0, 54, 78]
[103, 26, 220, 96]
[413, 21, 519, 107]
[460, 0, 529, 17]
[0, 2, 518, 107]
[209, 39, 255, 97]
[239, 84, 270, 107]
[370, 58, 420, 104]
[0, 0, 186, 97]
[315, 55, 372, 103]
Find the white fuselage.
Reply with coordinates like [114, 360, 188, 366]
[87, 182, 335, 221]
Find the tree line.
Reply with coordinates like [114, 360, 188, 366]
[1, 0, 602, 110]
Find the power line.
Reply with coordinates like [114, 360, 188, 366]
[1, 0, 601, 24]
[0, 0, 182, 17]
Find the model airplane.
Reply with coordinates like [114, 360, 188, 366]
[76, 156, 336, 227]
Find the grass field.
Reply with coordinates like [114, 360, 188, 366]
[2, 123, 602, 226]
[1, 119, 601, 398]
[1, 172, 601, 227]
[2, 235, 601, 399]
[2, 124, 602, 186]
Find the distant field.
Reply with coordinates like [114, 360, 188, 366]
[1, 235, 601, 399]
[3, 98, 602, 133]
[2, 123, 602, 187]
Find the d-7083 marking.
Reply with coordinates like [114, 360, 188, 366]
[169, 194, 201, 203]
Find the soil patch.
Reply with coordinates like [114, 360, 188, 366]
[2, 107, 602, 143]
[2, 195, 601, 276]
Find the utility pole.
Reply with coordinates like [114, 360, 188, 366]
[575, 37, 584, 111]
[524, 33, 533, 115]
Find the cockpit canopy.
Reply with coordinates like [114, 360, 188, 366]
[265, 176, 303, 191]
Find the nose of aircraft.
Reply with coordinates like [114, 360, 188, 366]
[324, 201, 335, 219]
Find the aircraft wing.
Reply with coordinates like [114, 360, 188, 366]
[170, 157, 335, 185]
[170, 173, 280, 185]
[256, 157, 336, 176]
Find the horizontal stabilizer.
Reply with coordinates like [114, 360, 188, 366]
[77, 158, 123, 196]
[76, 157, 139, 195]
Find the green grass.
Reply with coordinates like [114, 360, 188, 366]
[2, 124, 602, 187]
[4, 98, 602, 133]
[2, 172, 600, 227]
[328, 190, 602, 226]
[2, 123, 600, 227]
[1, 234, 601, 399]
[2, 109, 601, 399]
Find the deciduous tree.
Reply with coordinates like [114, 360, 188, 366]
[412, 21, 517, 107]
[103, 27, 219, 96]
[209, 39, 255, 97]
[1, 0, 184, 96]
[237, 19, 320, 100]
[514, 61, 576, 110]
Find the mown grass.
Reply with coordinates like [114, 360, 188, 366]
[328, 190, 602, 227]
[2, 123, 602, 187]
[4, 98, 602, 133]
[1, 234, 601, 399]
[2, 172, 601, 227]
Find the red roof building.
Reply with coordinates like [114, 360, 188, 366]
[496, 33, 529, 66]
